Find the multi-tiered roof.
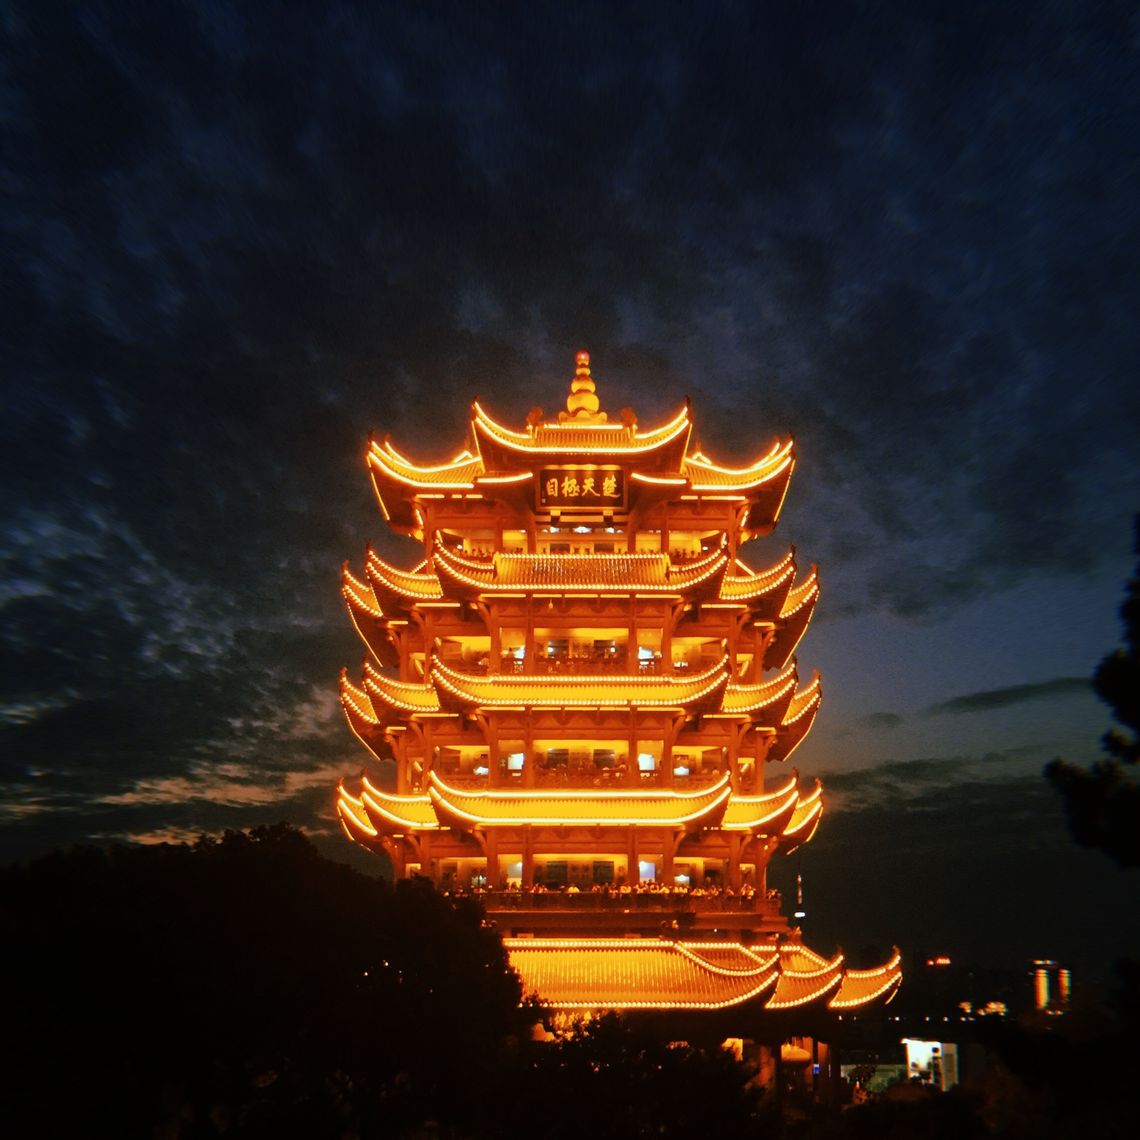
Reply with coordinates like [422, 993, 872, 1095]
[336, 352, 899, 1014]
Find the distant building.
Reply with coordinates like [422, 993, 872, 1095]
[901, 1038, 960, 1090]
[1032, 959, 1071, 1014]
[335, 351, 901, 1024]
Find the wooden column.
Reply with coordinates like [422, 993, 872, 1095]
[627, 712, 639, 787]
[522, 829, 534, 888]
[484, 830, 500, 889]
[728, 833, 743, 891]
[523, 717, 535, 788]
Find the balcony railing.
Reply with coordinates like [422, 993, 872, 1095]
[464, 886, 782, 916]
[432, 768, 724, 791]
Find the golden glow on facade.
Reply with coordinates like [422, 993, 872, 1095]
[335, 351, 899, 1016]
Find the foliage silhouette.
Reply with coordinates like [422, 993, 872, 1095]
[1045, 514, 1140, 867]
[1, 825, 524, 1138]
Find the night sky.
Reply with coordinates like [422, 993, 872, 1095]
[3, 1, 1139, 985]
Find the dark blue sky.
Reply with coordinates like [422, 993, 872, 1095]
[3, 1, 1138, 981]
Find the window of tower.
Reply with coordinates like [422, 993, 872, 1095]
[636, 628, 663, 672]
[437, 636, 491, 671]
[458, 531, 495, 557]
[670, 636, 725, 671]
[437, 746, 491, 781]
[634, 531, 662, 553]
[666, 532, 708, 560]
[592, 860, 615, 885]
[500, 630, 525, 670]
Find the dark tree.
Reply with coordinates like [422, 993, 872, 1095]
[1045, 515, 1140, 868]
[0, 825, 526, 1138]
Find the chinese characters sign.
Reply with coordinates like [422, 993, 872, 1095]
[538, 466, 625, 510]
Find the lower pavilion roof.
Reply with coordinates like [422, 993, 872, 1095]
[338, 772, 824, 838]
[504, 938, 902, 1013]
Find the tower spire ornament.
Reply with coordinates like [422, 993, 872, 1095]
[558, 349, 607, 423]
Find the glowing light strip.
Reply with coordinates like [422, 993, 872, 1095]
[776, 951, 845, 981]
[783, 798, 823, 837]
[366, 550, 444, 600]
[431, 538, 730, 594]
[361, 777, 438, 830]
[505, 941, 782, 1010]
[765, 969, 844, 1010]
[382, 440, 476, 470]
[336, 784, 379, 836]
[630, 472, 689, 486]
[779, 571, 820, 618]
[340, 672, 379, 724]
[829, 971, 903, 1009]
[342, 564, 383, 616]
[368, 447, 480, 490]
[362, 661, 443, 713]
[725, 773, 798, 805]
[475, 471, 535, 485]
[781, 679, 822, 726]
[690, 456, 793, 492]
[430, 783, 731, 827]
[722, 786, 800, 831]
[685, 438, 789, 475]
[672, 942, 780, 977]
[721, 663, 798, 714]
[719, 565, 795, 601]
[473, 401, 691, 454]
[779, 943, 833, 970]
[430, 655, 729, 709]
[432, 537, 498, 572]
[430, 770, 729, 803]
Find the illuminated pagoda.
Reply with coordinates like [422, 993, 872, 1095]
[337, 352, 901, 1024]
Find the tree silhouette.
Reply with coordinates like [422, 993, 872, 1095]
[1, 825, 526, 1138]
[1045, 515, 1140, 867]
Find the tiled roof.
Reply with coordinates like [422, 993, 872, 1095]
[505, 939, 780, 1009]
[720, 663, 799, 717]
[362, 661, 444, 714]
[473, 402, 691, 456]
[720, 775, 800, 832]
[431, 657, 730, 710]
[429, 772, 731, 828]
[366, 549, 444, 601]
[718, 550, 796, 602]
[367, 439, 483, 488]
[504, 939, 900, 1012]
[360, 776, 439, 830]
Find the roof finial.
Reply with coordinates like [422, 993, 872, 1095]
[559, 349, 608, 423]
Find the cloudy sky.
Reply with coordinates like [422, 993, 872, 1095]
[3, 1, 1138, 981]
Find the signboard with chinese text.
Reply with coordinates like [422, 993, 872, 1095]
[537, 466, 626, 510]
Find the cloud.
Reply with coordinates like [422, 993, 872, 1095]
[2, 1, 1139, 864]
[857, 712, 904, 731]
[924, 677, 1092, 717]
[769, 766, 1140, 982]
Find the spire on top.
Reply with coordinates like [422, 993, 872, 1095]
[558, 350, 608, 423]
